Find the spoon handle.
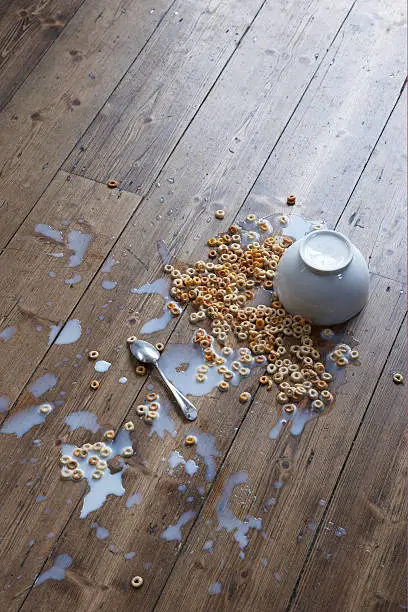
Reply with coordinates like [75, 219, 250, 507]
[155, 364, 198, 421]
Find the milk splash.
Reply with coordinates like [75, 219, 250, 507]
[216, 472, 262, 550]
[61, 429, 134, 518]
[130, 278, 173, 334]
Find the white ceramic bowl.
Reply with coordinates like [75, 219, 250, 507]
[274, 230, 369, 326]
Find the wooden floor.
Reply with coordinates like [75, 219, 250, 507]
[0, 0, 406, 610]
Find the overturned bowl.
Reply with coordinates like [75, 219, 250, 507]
[274, 230, 369, 326]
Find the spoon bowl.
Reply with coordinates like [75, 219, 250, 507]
[130, 339, 161, 364]
[129, 339, 198, 421]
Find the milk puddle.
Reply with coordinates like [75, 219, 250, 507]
[161, 510, 196, 542]
[216, 472, 262, 551]
[1, 403, 55, 437]
[35, 554, 72, 586]
[35, 224, 92, 268]
[61, 429, 134, 518]
[130, 278, 173, 334]
[48, 319, 81, 345]
[156, 332, 263, 398]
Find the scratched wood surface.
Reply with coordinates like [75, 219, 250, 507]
[290, 317, 407, 610]
[0, 0, 85, 109]
[0, 0, 175, 247]
[0, 0, 362, 451]
[0, 0, 406, 610]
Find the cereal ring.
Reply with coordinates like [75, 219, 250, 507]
[131, 576, 143, 589]
[107, 179, 120, 189]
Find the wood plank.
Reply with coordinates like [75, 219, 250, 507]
[243, 4, 406, 231]
[62, 0, 270, 188]
[0, 0, 404, 609]
[0, 171, 140, 412]
[151, 275, 405, 612]
[289, 318, 407, 611]
[336, 89, 407, 284]
[0, 0, 175, 248]
[0, 0, 361, 447]
[0, 0, 273, 413]
[0, 0, 85, 110]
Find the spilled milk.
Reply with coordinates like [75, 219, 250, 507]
[29, 373, 57, 398]
[48, 319, 82, 345]
[61, 428, 134, 518]
[130, 278, 173, 334]
[64, 411, 100, 434]
[125, 492, 143, 508]
[168, 451, 199, 477]
[158, 335, 263, 398]
[0, 326, 17, 342]
[216, 472, 262, 551]
[0, 403, 55, 437]
[161, 510, 196, 542]
[35, 224, 92, 268]
[35, 553, 72, 586]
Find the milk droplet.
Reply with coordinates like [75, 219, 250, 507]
[101, 280, 117, 290]
[94, 360, 111, 373]
[125, 492, 143, 508]
[66, 230, 92, 268]
[0, 395, 10, 412]
[35, 224, 64, 243]
[90, 522, 109, 540]
[0, 326, 17, 341]
[102, 255, 119, 273]
[64, 274, 81, 285]
[161, 510, 196, 542]
[29, 373, 57, 398]
[35, 554, 72, 585]
[209, 582, 222, 595]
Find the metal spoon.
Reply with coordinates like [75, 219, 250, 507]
[130, 339, 198, 421]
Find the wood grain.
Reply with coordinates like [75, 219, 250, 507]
[152, 275, 405, 612]
[0, 171, 140, 411]
[0, 0, 404, 609]
[0, 0, 175, 248]
[243, 0, 406, 231]
[0, 0, 361, 440]
[290, 318, 407, 611]
[0, 0, 85, 109]
[336, 89, 407, 284]
[63, 0, 359, 193]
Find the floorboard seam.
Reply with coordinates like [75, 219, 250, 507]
[334, 77, 407, 232]
[3, 1, 403, 607]
[0, 0, 179, 254]
[284, 312, 407, 612]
